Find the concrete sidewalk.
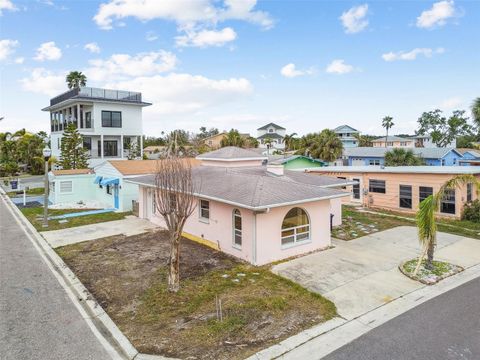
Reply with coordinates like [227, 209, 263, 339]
[273, 226, 480, 320]
[41, 215, 159, 248]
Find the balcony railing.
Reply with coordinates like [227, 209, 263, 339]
[50, 87, 142, 106]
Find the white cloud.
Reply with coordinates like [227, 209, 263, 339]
[325, 59, 354, 74]
[84, 42, 101, 53]
[34, 41, 62, 61]
[0, 0, 17, 15]
[0, 39, 18, 61]
[280, 63, 314, 78]
[145, 31, 158, 41]
[416, 0, 456, 29]
[20, 68, 66, 96]
[86, 50, 177, 82]
[440, 96, 462, 109]
[176, 27, 237, 48]
[14, 56, 24, 64]
[382, 47, 445, 61]
[340, 4, 369, 34]
[94, 0, 273, 30]
[107, 73, 253, 115]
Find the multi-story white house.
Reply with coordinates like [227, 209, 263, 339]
[42, 86, 151, 167]
[333, 125, 360, 148]
[256, 123, 286, 152]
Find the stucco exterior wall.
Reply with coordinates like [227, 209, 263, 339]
[48, 174, 97, 205]
[312, 171, 479, 218]
[138, 186, 336, 265]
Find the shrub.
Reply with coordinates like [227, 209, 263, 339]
[462, 199, 480, 222]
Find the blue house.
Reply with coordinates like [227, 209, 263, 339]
[343, 147, 463, 166]
[333, 125, 360, 148]
[458, 149, 480, 166]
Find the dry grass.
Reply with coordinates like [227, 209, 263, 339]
[56, 231, 337, 359]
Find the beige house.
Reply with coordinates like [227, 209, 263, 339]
[372, 136, 415, 148]
[203, 132, 250, 149]
[306, 166, 480, 219]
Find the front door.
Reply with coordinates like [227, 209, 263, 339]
[352, 178, 360, 200]
[114, 185, 119, 209]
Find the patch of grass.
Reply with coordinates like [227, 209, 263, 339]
[401, 259, 463, 285]
[332, 206, 412, 240]
[56, 232, 337, 360]
[21, 206, 131, 231]
[7, 187, 45, 196]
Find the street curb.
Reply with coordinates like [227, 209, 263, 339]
[0, 189, 171, 360]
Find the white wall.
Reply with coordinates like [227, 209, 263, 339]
[92, 102, 143, 136]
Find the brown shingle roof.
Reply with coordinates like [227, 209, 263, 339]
[108, 159, 201, 176]
[52, 169, 92, 176]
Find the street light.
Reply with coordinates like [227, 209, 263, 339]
[42, 147, 52, 228]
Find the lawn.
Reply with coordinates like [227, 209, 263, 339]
[7, 187, 45, 196]
[21, 206, 132, 232]
[333, 206, 480, 241]
[56, 231, 337, 360]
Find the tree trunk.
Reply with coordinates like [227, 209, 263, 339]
[425, 240, 435, 270]
[168, 230, 181, 292]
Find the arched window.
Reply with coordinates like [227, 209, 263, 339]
[281, 208, 310, 246]
[233, 209, 242, 248]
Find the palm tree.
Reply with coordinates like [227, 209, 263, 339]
[415, 175, 480, 273]
[220, 129, 246, 148]
[471, 97, 480, 131]
[384, 148, 423, 166]
[283, 132, 298, 151]
[381, 116, 394, 147]
[66, 71, 87, 89]
[263, 137, 273, 154]
[298, 130, 343, 162]
[354, 133, 373, 147]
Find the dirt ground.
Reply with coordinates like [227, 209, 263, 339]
[57, 230, 336, 360]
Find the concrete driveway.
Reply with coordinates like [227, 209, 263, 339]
[41, 215, 159, 248]
[272, 226, 480, 320]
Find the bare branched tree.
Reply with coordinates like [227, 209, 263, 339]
[154, 157, 197, 292]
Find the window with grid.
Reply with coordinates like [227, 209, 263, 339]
[281, 208, 310, 247]
[199, 199, 210, 221]
[369, 179, 386, 193]
[59, 181, 72, 193]
[440, 189, 456, 214]
[419, 186, 433, 204]
[233, 209, 242, 248]
[101, 111, 122, 127]
[399, 185, 412, 209]
[467, 183, 473, 203]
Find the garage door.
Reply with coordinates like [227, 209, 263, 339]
[351, 159, 364, 166]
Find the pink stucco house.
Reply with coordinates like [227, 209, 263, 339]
[126, 147, 352, 265]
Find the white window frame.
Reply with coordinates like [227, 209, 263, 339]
[281, 208, 311, 249]
[59, 180, 73, 194]
[199, 199, 210, 223]
[232, 209, 242, 249]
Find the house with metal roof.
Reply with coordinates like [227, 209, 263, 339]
[269, 155, 326, 169]
[256, 123, 286, 153]
[126, 147, 353, 265]
[344, 147, 463, 166]
[333, 125, 360, 148]
[372, 135, 415, 148]
[457, 149, 480, 166]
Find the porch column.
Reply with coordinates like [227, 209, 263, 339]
[100, 134, 104, 159]
[76, 104, 80, 128]
[120, 135, 124, 159]
[140, 135, 143, 158]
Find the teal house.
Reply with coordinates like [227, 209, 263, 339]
[269, 155, 326, 170]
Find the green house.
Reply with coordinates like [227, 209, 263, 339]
[269, 155, 326, 170]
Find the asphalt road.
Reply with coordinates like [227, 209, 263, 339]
[0, 196, 113, 360]
[324, 276, 480, 360]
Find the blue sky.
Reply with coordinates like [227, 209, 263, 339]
[1, 0, 479, 137]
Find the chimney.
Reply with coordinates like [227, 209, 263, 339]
[267, 164, 284, 176]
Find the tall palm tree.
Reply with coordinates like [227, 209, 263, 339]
[415, 174, 480, 273]
[353, 133, 373, 147]
[66, 71, 87, 89]
[381, 116, 394, 148]
[298, 130, 343, 162]
[471, 97, 480, 131]
[283, 132, 298, 151]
